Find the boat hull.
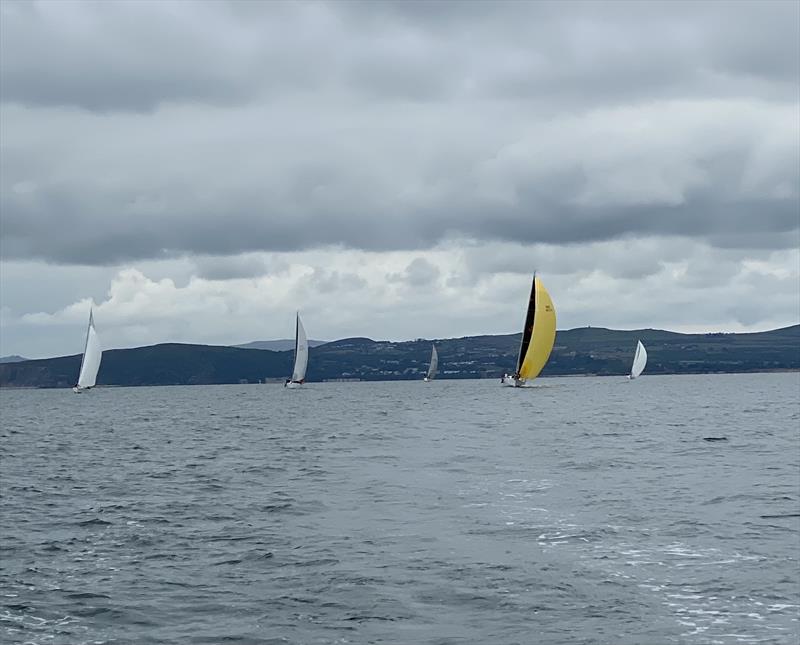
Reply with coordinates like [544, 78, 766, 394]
[284, 381, 303, 389]
[500, 375, 526, 388]
[72, 386, 93, 393]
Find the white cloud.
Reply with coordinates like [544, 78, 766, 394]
[2, 240, 797, 358]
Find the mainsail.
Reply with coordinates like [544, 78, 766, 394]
[76, 309, 102, 389]
[515, 275, 557, 382]
[426, 345, 438, 380]
[630, 340, 648, 379]
[291, 313, 309, 383]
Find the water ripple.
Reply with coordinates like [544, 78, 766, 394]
[1, 374, 798, 644]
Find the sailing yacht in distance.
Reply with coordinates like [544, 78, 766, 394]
[73, 308, 102, 393]
[627, 340, 648, 380]
[423, 344, 438, 382]
[285, 313, 309, 388]
[501, 274, 557, 388]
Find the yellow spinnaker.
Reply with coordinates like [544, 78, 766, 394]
[518, 277, 557, 381]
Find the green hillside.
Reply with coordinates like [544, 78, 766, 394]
[1, 325, 797, 388]
[0, 344, 292, 388]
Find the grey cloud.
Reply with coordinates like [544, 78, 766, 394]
[342, 0, 799, 104]
[2, 1, 797, 113]
[456, 196, 799, 252]
[1, 148, 797, 265]
[1, 0, 798, 266]
[723, 270, 799, 327]
[459, 238, 692, 287]
[387, 257, 440, 287]
[0, 1, 261, 112]
[0, 1, 364, 113]
[304, 268, 367, 295]
[193, 255, 282, 281]
[406, 257, 439, 286]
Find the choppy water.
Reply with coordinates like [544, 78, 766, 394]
[1, 373, 798, 645]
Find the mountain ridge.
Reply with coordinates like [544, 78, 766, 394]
[234, 339, 328, 351]
[1, 325, 797, 388]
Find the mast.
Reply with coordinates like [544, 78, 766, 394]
[515, 273, 537, 376]
[294, 312, 299, 363]
[293, 312, 299, 380]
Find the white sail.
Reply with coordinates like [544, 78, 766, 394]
[291, 314, 309, 383]
[76, 310, 102, 389]
[630, 340, 648, 379]
[426, 345, 438, 380]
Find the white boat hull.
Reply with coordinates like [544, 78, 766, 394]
[72, 386, 93, 393]
[284, 381, 303, 389]
[500, 375, 526, 388]
[423, 377, 430, 382]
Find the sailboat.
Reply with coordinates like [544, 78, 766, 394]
[423, 344, 438, 382]
[284, 313, 308, 388]
[73, 308, 102, 393]
[627, 340, 648, 380]
[501, 274, 556, 388]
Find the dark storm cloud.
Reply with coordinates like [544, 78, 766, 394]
[1, 0, 798, 265]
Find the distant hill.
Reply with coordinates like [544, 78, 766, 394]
[0, 355, 28, 364]
[1, 325, 797, 388]
[234, 339, 328, 351]
[0, 343, 293, 389]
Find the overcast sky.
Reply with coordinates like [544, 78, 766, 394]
[1, 0, 798, 358]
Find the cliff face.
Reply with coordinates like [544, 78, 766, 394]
[2, 326, 798, 388]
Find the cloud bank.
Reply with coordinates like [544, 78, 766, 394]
[2, 0, 797, 264]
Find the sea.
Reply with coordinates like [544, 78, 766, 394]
[1, 373, 798, 645]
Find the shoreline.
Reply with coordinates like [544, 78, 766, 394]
[1, 369, 797, 390]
